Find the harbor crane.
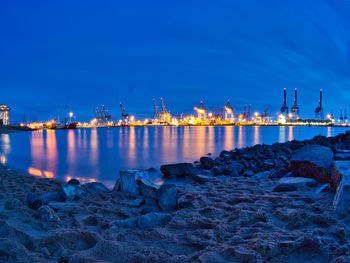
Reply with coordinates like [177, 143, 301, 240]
[345, 108, 348, 123]
[224, 100, 234, 122]
[120, 102, 130, 123]
[159, 98, 171, 123]
[153, 98, 171, 123]
[194, 101, 206, 120]
[94, 105, 113, 125]
[281, 88, 289, 116]
[315, 89, 324, 120]
[153, 99, 160, 121]
[291, 88, 299, 119]
[261, 107, 270, 124]
[340, 107, 343, 123]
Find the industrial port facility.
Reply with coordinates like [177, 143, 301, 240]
[4, 88, 349, 130]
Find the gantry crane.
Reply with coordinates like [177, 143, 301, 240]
[281, 88, 289, 116]
[224, 100, 234, 122]
[194, 101, 206, 120]
[291, 88, 299, 119]
[315, 89, 324, 120]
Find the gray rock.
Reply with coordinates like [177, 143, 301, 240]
[26, 193, 43, 210]
[137, 212, 171, 228]
[40, 192, 67, 204]
[332, 161, 350, 215]
[220, 150, 232, 159]
[200, 156, 215, 170]
[211, 166, 225, 176]
[157, 184, 177, 211]
[194, 173, 215, 184]
[61, 184, 87, 200]
[224, 161, 244, 175]
[273, 177, 318, 192]
[263, 160, 275, 170]
[32, 205, 61, 224]
[83, 182, 110, 194]
[252, 171, 270, 179]
[67, 178, 80, 185]
[139, 178, 159, 199]
[113, 170, 140, 195]
[111, 217, 138, 228]
[125, 198, 145, 208]
[243, 170, 254, 177]
[289, 144, 334, 184]
[160, 163, 198, 177]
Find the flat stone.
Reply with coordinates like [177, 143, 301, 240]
[83, 182, 110, 194]
[160, 163, 198, 177]
[273, 177, 318, 192]
[40, 192, 67, 204]
[194, 173, 215, 184]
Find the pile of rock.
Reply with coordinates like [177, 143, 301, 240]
[26, 170, 178, 228]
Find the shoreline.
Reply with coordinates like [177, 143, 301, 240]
[0, 132, 350, 262]
[0, 125, 34, 134]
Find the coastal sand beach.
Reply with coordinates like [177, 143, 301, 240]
[0, 132, 350, 262]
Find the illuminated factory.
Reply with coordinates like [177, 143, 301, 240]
[0, 104, 10, 125]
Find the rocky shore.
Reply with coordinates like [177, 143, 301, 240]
[1, 132, 350, 262]
[0, 125, 33, 134]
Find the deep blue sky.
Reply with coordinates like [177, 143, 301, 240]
[1, 0, 350, 122]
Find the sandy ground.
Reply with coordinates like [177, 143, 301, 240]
[0, 159, 349, 263]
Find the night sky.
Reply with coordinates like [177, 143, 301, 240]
[1, 0, 350, 122]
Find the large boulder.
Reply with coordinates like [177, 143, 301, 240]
[160, 163, 198, 177]
[113, 170, 141, 195]
[289, 144, 334, 184]
[200, 157, 215, 170]
[61, 184, 87, 200]
[40, 192, 67, 204]
[273, 177, 318, 192]
[157, 184, 178, 211]
[139, 178, 159, 199]
[83, 182, 110, 194]
[332, 161, 350, 216]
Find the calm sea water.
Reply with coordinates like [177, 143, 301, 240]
[0, 126, 349, 187]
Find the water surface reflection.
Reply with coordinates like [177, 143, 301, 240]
[0, 126, 349, 187]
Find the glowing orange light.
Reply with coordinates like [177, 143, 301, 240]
[28, 167, 43, 177]
[43, 171, 54, 178]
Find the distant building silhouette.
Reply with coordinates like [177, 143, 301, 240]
[0, 104, 10, 125]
